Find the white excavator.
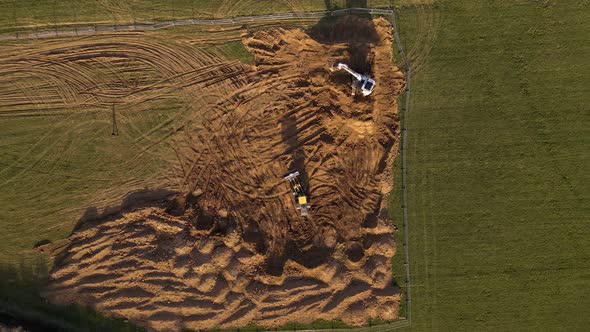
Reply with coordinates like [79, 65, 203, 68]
[330, 63, 376, 96]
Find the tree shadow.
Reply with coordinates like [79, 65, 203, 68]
[280, 110, 308, 183]
[1, 188, 172, 330]
[266, 11, 381, 276]
[307, 11, 379, 91]
[264, 112, 310, 276]
[0, 258, 142, 331]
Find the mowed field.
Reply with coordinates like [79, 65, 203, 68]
[390, 0, 590, 330]
[0, 15, 286, 330]
[0, 1, 405, 331]
[1, 0, 589, 331]
[0, 19, 269, 329]
[0, 24, 260, 263]
[0, 0, 393, 34]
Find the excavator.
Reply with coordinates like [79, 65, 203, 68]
[284, 170, 310, 217]
[330, 62, 376, 96]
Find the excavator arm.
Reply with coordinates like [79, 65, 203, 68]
[336, 63, 363, 81]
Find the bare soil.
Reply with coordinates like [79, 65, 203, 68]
[44, 16, 405, 331]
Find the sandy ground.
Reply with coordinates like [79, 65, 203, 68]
[43, 16, 405, 331]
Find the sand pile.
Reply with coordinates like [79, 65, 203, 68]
[45, 16, 406, 331]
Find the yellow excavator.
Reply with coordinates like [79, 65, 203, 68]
[284, 170, 310, 217]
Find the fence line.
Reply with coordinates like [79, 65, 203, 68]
[390, 9, 413, 324]
[0, 8, 394, 41]
[0, 6, 414, 331]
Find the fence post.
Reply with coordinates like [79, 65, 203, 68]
[53, 0, 58, 37]
[191, 0, 195, 19]
[12, 0, 18, 39]
[172, 0, 176, 25]
[74, 3, 78, 36]
[93, 3, 97, 35]
[390, 8, 413, 324]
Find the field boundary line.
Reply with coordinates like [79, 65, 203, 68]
[390, 8, 413, 325]
[0, 8, 394, 41]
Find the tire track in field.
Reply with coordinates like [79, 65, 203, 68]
[46, 16, 407, 331]
[404, 0, 441, 74]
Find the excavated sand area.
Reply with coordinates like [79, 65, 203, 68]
[45, 16, 405, 331]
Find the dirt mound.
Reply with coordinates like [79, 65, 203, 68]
[45, 16, 405, 331]
[47, 206, 399, 331]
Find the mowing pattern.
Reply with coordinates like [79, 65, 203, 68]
[0, 33, 244, 117]
[0, 31, 249, 225]
[44, 16, 405, 331]
[393, 0, 440, 74]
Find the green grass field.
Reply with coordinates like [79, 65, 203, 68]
[390, 0, 590, 330]
[0, 18, 259, 329]
[0, 0, 393, 34]
[1, 0, 589, 330]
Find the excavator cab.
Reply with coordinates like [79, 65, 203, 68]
[360, 77, 375, 95]
[352, 75, 375, 96]
[284, 171, 310, 217]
